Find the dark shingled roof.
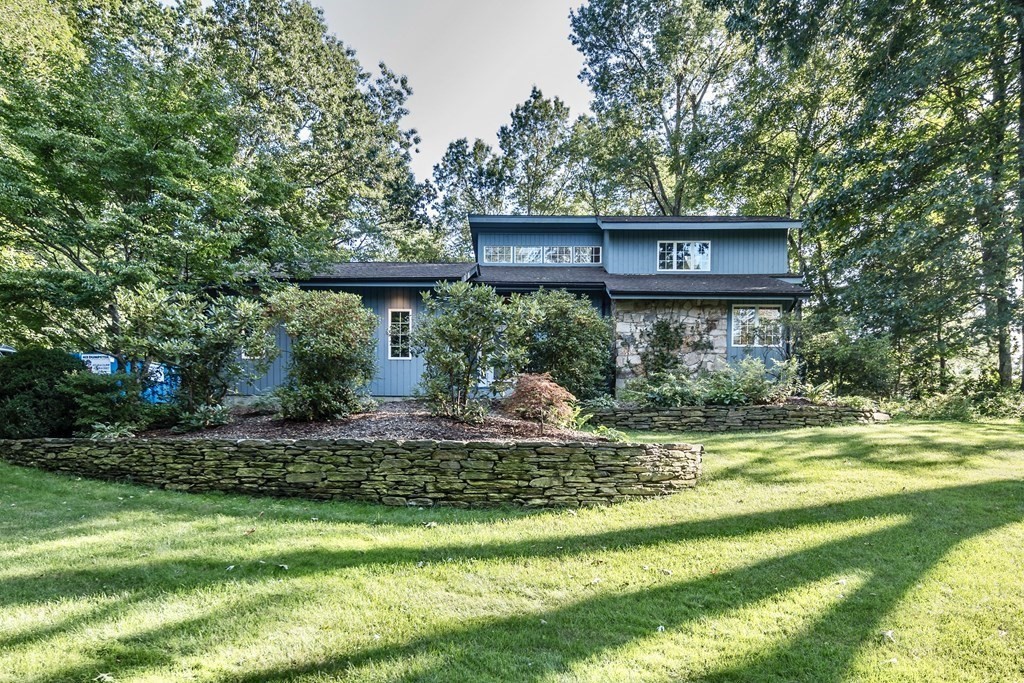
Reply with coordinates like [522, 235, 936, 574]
[604, 274, 810, 297]
[472, 266, 608, 287]
[304, 262, 476, 282]
[599, 215, 794, 224]
[301, 263, 810, 298]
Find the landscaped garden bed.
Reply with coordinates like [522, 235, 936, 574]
[143, 400, 605, 442]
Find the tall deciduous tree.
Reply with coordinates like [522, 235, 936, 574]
[570, 0, 747, 215]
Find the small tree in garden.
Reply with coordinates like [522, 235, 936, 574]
[506, 373, 578, 435]
[412, 281, 528, 420]
[523, 289, 613, 399]
[270, 287, 377, 421]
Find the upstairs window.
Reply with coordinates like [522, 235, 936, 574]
[483, 246, 513, 263]
[514, 246, 543, 264]
[657, 241, 710, 271]
[731, 305, 782, 347]
[573, 246, 602, 264]
[388, 309, 412, 359]
[544, 246, 572, 264]
[484, 245, 602, 264]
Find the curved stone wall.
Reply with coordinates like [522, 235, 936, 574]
[589, 404, 890, 432]
[0, 437, 702, 508]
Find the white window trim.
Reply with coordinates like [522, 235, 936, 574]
[387, 308, 413, 360]
[656, 240, 712, 272]
[730, 304, 783, 348]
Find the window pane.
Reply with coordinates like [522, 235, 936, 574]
[658, 242, 675, 270]
[732, 307, 757, 346]
[544, 246, 572, 263]
[679, 243, 695, 270]
[389, 310, 411, 358]
[693, 242, 710, 270]
[483, 246, 511, 263]
[573, 245, 602, 264]
[514, 246, 543, 263]
[757, 306, 782, 346]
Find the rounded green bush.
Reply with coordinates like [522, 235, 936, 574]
[0, 348, 85, 439]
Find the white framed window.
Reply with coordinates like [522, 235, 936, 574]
[387, 309, 412, 359]
[573, 246, 602, 264]
[544, 246, 572, 264]
[731, 305, 782, 347]
[514, 246, 543, 264]
[657, 241, 711, 271]
[483, 246, 513, 263]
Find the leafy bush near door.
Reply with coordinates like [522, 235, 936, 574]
[270, 287, 378, 421]
[622, 358, 801, 408]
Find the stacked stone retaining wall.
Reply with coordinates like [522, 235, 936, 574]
[590, 404, 890, 432]
[0, 437, 702, 508]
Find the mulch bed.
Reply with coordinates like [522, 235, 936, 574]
[144, 400, 606, 442]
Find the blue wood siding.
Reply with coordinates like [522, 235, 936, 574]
[604, 229, 789, 274]
[235, 325, 291, 396]
[234, 287, 429, 398]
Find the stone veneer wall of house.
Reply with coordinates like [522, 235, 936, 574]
[0, 438, 702, 508]
[589, 404, 890, 432]
[612, 299, 729, 390]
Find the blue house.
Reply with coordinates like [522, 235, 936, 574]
[238, 215, 810, 397]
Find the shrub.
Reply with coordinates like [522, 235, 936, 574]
[412, 281, 528, 420]
[622, 358, 800, 408]
[523, 289, 612, 398]
[800, 322, 894, 396]
[505, 373, 577, 435]
[119, 285, 277, 415]
[621, 371, 702, 408]
[171, 404, 232, 432]
[887, 394, 977, 421]
[59, 372, 150, 434]
[270, 287, 378, 421]
[0, 347, 85, 438]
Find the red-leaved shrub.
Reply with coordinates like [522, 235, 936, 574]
[505, 373, 577, 435]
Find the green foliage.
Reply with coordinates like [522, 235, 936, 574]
[505, 373, 578, 435]
[59, 372, 150, 434]
[270, 287, 377, 421]
[119, 285, 277, 415]
[87, 422, 139, 441]
[622, 372, 703, 408]
[412, 282, 528, 420]
[581, 394, 619, 412]
[0, 0, 425, 370]
[888, 389, 1024, 422]
[799, 321, 895, 397]
[591, 424, 629, 442]
[623, 358, 800, 408]
[171, 404, 233, 433]
[523, 289, 612, 399]
[0, 348, 84, 439]
[638, 318, 716, 377]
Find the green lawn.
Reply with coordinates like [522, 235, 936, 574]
[1, 422, 1023, 682]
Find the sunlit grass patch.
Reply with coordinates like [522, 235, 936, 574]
[1, 419, 1022, 682]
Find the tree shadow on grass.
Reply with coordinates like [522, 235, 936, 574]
[8, 479, 1023, 682]
[218, 479, 1023, 682]
[706, 422, 1024, 484]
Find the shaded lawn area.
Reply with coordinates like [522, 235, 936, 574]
[1, 422, 1023, 682]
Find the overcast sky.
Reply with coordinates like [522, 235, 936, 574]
[316, 0, 593, 182]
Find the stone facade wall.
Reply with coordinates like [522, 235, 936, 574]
[612, 299, 729, 390]
[0, 437, 702, 508]
[589, 404, 891, 432]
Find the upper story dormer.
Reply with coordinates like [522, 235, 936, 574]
[468, 215, 800, 276]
